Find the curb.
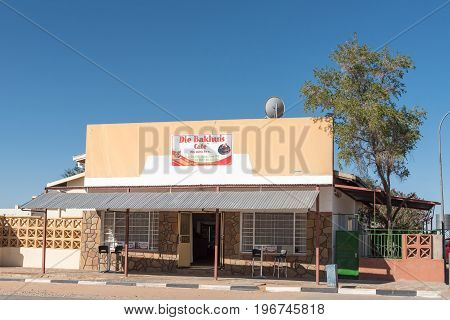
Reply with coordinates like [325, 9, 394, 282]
[0, 277, 441, 298]
[230, 285, 259, 291]
[267, 286, 441, 298]
[301, 287, 338, 293]
[199, 284, 231, 291]
[265, 286, 301, 293]
[376, 289, 416, 297]
[338, 288, 376, 295]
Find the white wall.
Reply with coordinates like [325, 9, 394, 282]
[0, 208, 83, 219]
[0, 211, 83, 269]
[0, 247, 80, 269]
[56, 209, 83, 218]
[333, 189, 357, 214]
[317, 186, 333, 213]
[0, 208, 31, 216]
[309, 186, 354, 263]
[330, 188, 363, 263]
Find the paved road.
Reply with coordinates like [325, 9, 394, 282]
[0, 282, 435, 300]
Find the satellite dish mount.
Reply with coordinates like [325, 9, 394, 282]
[265, 96, 285, 118]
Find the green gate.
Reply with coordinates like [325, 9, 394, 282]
[336, 230, 359, 277]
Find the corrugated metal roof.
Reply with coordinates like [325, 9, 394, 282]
[20, 190, 319, 212]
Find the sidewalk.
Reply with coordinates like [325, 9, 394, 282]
[0, 267, 448, 299]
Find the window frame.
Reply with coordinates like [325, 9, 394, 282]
[239, 212, 307, 255]
[101, 211, 159, 252]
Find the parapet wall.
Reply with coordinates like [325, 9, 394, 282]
[359, 257, 444, 282]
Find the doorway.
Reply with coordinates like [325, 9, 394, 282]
[192, 213, 216, 266]
[336, 230, 359, 278]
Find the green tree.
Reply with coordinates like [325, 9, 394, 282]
[357, 189, 429, 230]
[62, 165, 84, 178]
[300, 37, 426, 230]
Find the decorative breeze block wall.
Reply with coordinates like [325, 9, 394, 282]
[402, 234, 432, 259]
[0, 216, 82, 250]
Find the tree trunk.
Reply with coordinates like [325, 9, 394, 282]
[376, 166, 393, 230]
[386, 192, 393, 231]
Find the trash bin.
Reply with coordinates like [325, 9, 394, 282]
[325, 264, 338, 288]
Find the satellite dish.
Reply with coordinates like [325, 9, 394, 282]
[265, 96, 285, 118]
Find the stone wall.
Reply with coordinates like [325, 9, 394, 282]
[79, 211, 179, 273]
[79, 210, 332, 279]
[79, 211, 101, 270]
[126, 212, 178, 273]
[222, 212, 332, 280]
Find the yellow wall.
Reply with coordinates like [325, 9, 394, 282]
[86, 117, 333, 179]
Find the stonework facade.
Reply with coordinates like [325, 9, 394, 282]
[79, 211, 101, 270]
[126, 212, 178, 273]
[222, 212, 332, 279]
[79, 210, 332, 279]
[79, 211, 179, 273]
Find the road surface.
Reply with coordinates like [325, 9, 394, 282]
[0, 282, 438, 300]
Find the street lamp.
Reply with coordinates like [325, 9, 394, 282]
[438, 110, 450, 286]
[438, 110, 450, 234]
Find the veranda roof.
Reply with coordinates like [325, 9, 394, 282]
[20, 189, 320, 212]
[335, 184, 439, 211]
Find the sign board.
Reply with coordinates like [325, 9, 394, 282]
[171, 134, 232, 166]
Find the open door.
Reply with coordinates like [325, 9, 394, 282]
[177, 212, 192, 267]
[192, 213, 216, 265]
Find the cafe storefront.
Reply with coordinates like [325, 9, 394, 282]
[20, 117, 340, 281]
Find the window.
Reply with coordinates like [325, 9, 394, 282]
[102, 212, 159, 251]
[241, 212, 306, 254]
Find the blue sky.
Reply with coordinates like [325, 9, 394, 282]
[0, 1, 449, 215]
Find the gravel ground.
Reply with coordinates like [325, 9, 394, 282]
[0, 282, 433, 300]
[0, 267, 448, 291]
[0, 267, 448, 300]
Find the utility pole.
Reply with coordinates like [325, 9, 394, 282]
[437, 110, 450, 286]
[438, 111, 450, 230]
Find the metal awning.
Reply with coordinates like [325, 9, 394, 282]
[20, 190, 319, 212]
[335, 184, 439, 211]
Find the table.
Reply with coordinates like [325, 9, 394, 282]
[254, 245, 277, 279]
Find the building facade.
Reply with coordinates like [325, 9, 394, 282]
[2, 117, 437, 280]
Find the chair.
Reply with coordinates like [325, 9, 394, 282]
[251, 248, 262, 278]
[113, 245, 124, 272]
[98, 245, 110, 273]
[272, 249, 288, 278]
